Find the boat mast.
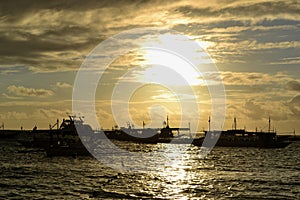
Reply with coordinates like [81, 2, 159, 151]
[268, 116, 271, 133]
[234, 116, 237, 131]
[166, 115, 169, 128]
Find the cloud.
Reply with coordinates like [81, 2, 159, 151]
[288, 95, 300, 117]
[290, 95, 300, 105]
[0, 111, 28, 120]
[287, 81, 300, 92]
[7, 85, 54, 97]
[211, 41, 300, 55]
[271, 56, 300, 65]
[55, 82, 72, 88]
[2, 93, 23, 100]
[0, 66, 24, 74]
[175, 1, 300, 20]
[0, 0, 177, 73]
[242, 99, 290, 121]
[0, 0, 299, 131]
[243, 99, 266, 120]
[170, 1, 300, 64]
[202, 71, 292, 86]
[31, 108, 70, 120]
[0, 0, 299, 72]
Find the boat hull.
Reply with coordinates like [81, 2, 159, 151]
[46, 144, 91, 157]
[104, 130, 159, 144]
[192, 137, 291, 148]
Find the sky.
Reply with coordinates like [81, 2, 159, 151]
[0, 0, 299, 134]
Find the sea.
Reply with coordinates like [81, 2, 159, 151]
[0, 139, 299, 199]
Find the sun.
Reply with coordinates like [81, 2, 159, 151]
[133, 33, 214, 87]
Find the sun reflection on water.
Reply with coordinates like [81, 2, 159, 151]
[149, 144, 210, 199]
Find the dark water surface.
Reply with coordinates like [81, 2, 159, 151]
[0, 140, 299, 199]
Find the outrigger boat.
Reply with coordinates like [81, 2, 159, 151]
[46, 115, 94, 157]
[157, 116, 193, 144]
[192, 117, 291, 148]
[104, 122, 159, 144]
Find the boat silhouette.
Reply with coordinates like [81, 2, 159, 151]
[193, 117, 291, 148]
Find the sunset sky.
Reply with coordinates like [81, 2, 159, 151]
[0, 0, 299, 133]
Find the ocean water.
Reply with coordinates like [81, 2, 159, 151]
[0, 140, 299, 199]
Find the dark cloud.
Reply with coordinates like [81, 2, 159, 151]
[0, 0, 299, 73]
[0, 0, 162, 23]
[0, 25, 105, 72]
[0, 0, 172, 72]
[0, 34, 99, 57]
[175, 1, 300, 18]
[0, 1, 126, 18]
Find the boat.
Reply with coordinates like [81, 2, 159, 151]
[46, 142, 91, 157]
[13, 115, 95, 157]
[192, 117, 291, 148]
[104, 117, 195, 144]
[45, 115, 94, 157]
[0, 129, 21, 139]
[104, 122, 159, 144]
[17, 120, 61, 148]
[157, 116, 193, 144]
[192, 130, 291, 148]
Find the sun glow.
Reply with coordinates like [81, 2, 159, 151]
[140, 49, 203, 86]
[135, 33, 214, 87]
[95, 31, 216, 130]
